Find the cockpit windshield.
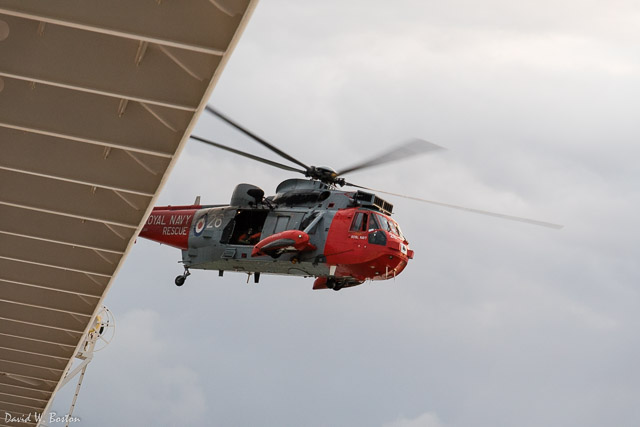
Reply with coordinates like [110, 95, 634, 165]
[375, 213, 404, 240]
[394, 221, 405, 240]
[350, 210, 404, 240]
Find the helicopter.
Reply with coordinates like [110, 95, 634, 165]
[139, 106, 562, 291]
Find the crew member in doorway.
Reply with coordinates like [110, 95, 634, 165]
[238, 228, 261, 245]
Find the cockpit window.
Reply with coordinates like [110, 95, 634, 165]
[376, 214, 391, 233]
[350, 212, 368, 232]
[393, 221, 405, 240]
[351, 211, 401, 237]
[368, 213, 380, 231]
[375, 213, 404, 239]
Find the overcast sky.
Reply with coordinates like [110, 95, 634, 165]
[50, 1, 640, 426]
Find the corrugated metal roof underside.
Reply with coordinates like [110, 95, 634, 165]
[0, 1, 257, 425]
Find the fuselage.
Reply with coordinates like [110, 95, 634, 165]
[139, 179, 413, 289]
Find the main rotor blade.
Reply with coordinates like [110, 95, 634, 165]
[190, 135, 307, 174]
[347, 183, 563, 229]
[337, 138, 445, 176]
[204, 105, 310, 171]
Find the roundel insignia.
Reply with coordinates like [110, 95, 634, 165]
[193, 214, 207, 236]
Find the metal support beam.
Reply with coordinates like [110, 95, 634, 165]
[0, 7, 227, 55]
[1, 372, 56, 387]
[0, 378, 54, 395]
[0, 201, 139, 230]
[58, 356, 92, 389]
[0, 317, 84, 335]
[0, 165, 155, 197]
[0, 398, 44, 412]
[0, 230, 125, 256]
[0, 347, 68, 362]
[157, 45, 205, 81]
[0, 71, 197, 112]
[0, 333, 76, 350]
[0, 299, 92, 319]
[0, 278, 102, 300]
[0, 391, 48, 404]
[124, 151, 160, 176]
[0, 358, 63, 374]
[0, 122, 174, 159]
[0, 255, 112, 279]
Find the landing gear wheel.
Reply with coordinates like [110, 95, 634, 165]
[174, 268, 191, 287]
[333, 282, 344, 291]
[326, 278, 337, 290]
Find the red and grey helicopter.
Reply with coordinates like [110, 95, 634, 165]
[140, 106, 561, 290]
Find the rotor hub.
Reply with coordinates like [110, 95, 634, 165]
[306, 166, 345, 186]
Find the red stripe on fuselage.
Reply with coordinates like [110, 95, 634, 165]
[139, 208, 197, 249]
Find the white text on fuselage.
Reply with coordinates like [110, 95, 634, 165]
[147, 214, 191, 226]
[162, 226, 188, 236]
[147, 215, 191, 236]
